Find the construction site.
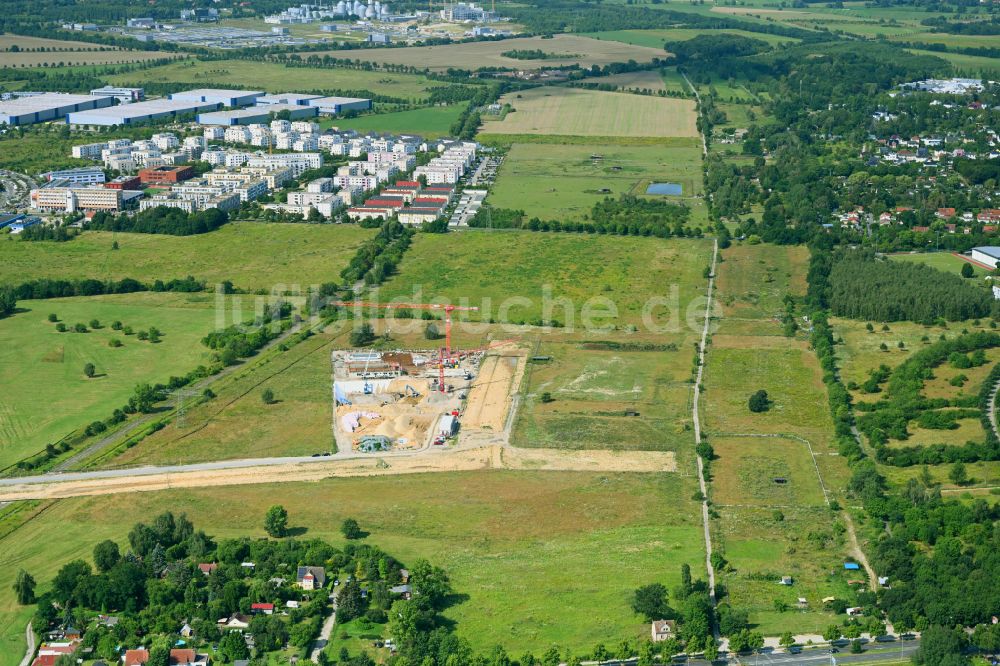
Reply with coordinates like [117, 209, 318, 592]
[332, 342, 526, 454]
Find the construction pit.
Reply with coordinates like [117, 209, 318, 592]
[332, 345, 527, 454]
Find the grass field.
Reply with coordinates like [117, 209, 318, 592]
[112, 325, 346, 466]
[0, 51, 178, 67]
[380, 232, 714, 331]
[711, 436, 826, 507]
[316, 34, 668, 71]
[487, 140, 705, 221]
[483, 87, 698, 138]
[512, 343, 695, 452]
[904, 49, 1000, 76]
[108, 59, 455, 101]
[716, 243, 809, 323]
[889, 251, 989, 277]
[0, 471, 705, 662]
[0, 292, 220, 470]
[0, 34, 130, 50]
[0, 223, 373, 292]
[327, 105, 465, 138]
[587, 28, 800, 48]
[715, 505, 859, 635]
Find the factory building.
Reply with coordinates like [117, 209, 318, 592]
[0, 93, 114, 127]
[307, 96, 372, 115]
[169, 88, 265, 107]
[197, 104, 318, 126]
[90, 86, 145, 104]
[256, 92, 323, 107]
[40, 166, 107, 185]
[67, 99, 222, 126]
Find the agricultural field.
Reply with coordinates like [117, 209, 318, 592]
[487, 140, 705, 221]
[108, 59, 454, 101]
[0, 223, 374, 292]
[379, 231, 714, 331]
[512, 343, 695, 453]
[904, 48, 1000, 77]
[0, 34, 131, 51]
[327, 104, 465, 138]
[0, 470, 706, 663]
[587, 28, 800, 49]
[0, 292, 220, 471]
[110, 326, 347, 466]
[319, 34, 668, 71]
[579, 69, 669, 93]
[482, 87, 699, 138]
[889, 251, 990, 277]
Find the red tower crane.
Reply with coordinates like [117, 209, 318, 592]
[333, 301, 479, 392]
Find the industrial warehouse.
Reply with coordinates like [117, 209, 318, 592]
[0, 93, 114, 127]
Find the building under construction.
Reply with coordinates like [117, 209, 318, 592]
[332, 349, 482, 453]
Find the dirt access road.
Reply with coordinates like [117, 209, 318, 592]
[0, 445, 677, 501]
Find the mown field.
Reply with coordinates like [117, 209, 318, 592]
[487, 140, 705, 221]
[715, 243, 809, 323]
[0, 223, 373, 292]
[318, 34, 668, 71]
[111, 326, 346, 466]
[379, 232, 714, 331]
[0, 471, 706, 663]
[579, 69, 670, 93]
[326, 105, 465, 138]
[108, 59, 455, 101]
[483, 87, 698, 138]
[0, 292, 219, 471]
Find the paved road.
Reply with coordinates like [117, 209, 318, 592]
[17, 622, 34, 666]
[692, 239, 719, 604]
[310, 590, 338, 663]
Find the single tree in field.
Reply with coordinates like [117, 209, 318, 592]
[93, 540, 120, 573]
[83, 362, 96, 378]
[961, 262, 974, 278]
[264, 505, 289, 538]
[748, 389, 770, 413]
[261, 388, 275, 404]
[341, 518, 363, 540]
[350, 322, 376, 347]
[12, 569, 35, 605]
[47, 313, 58, 322]
[631, 583, 672, 621]
[949, 461, 968, 486]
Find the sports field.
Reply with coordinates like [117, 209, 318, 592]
[317, 34, 668, 71]
[0, 292, 219, 471]
[0, 470, 706, 662]
[379, 232, 714, 330]
[483, 87, 698, 138]
[108, 59, 455, 101]
[328, 105, 465, 138]
[0, 223, 373, 292]
[889, 251, 989, 277]
[487, 140, 704, 221]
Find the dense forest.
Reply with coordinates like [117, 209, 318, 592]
[827, 251, 996, 322]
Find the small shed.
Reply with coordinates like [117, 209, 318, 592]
[779, 575, 793, 585]
[844, 562, 860, 571]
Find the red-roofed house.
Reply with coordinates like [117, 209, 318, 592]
[169, 648, 209, 665]
[936, 207, 956, 219]
[197, 563, 217, 575]
[251, 602, 274, 615]
[124, 649, 150, 666]
[32, 657, 58, 666]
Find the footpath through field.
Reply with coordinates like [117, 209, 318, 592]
[692, 239, 718, 606]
